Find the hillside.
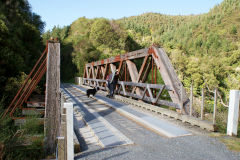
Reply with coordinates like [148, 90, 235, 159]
[43, 0, 240, 106]
[118, 0, 240, 96]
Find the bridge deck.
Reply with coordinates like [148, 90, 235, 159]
[62, 86, 133, 147]
[72, 84, 191, 138]
[61, 84, 240, 160]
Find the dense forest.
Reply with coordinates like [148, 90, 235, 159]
[43, 0, 239, 106]
[0, 0, 239, 158]
[0, 0, 45, 159]
[120, 0, 240, 97]
[0, 0, 45, 105]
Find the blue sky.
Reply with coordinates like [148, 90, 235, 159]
[28, 0, 224, 32]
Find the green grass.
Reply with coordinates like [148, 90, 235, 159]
[220, 137, 240, 152]
[210, 130, 240, 152]
[0, 116, 44, 160]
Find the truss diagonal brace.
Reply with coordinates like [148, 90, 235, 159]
[126, 60, 143, 96]
[150, 47, 189, 113]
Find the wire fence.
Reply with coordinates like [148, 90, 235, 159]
[185, 83, 235, 133]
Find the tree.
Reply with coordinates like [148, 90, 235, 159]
[0, 0, 44, 103]
[90, 19, 119, 48]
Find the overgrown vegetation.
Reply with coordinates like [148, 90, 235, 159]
[0, 0, 45, 105]
[0, 0, 45, 159]
[0, 116, 44, 160]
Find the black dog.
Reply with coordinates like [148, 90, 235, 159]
[86, 87, 99, 97]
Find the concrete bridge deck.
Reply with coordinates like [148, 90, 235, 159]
[61, 84, 240, 160]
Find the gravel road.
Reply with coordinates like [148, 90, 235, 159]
[63, 85, 240, 160]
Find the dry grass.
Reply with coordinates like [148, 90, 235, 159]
[210, 133, 240, 152]
[220, 137, 240, 152]
[209, 132, 224, 138]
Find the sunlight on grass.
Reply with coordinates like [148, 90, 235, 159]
[209, 133, 240, 152]
[220, 138, 240, 152]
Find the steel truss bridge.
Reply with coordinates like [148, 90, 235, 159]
[83, 45, 190, 114]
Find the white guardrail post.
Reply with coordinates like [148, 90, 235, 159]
[227, 90, 240, 136]
[64, 102, 74, 159]
[75, 77, 83, 85]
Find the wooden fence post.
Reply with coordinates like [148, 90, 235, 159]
[213, 88, 218, 125]
[201, 87, 205, 120]
[180, 85, 184, 114]
[60, 113, 67, 159]
[57, 137, 65, 160]
[189, 83, 193, 116]
[44, 42, 61, 155]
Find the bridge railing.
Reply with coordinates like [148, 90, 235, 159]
[56, 91, 74, 160]
[82, 77, 234, 131]
[82, 78, 179, 109]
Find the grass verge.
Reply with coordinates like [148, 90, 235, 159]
[210, 133, 240, 152]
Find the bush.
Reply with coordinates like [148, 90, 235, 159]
[230, 25, 237, 35]
[0, 117, 44, 160]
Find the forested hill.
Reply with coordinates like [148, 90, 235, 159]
[43, 0, 239, 104]
[118, 0, 240, 93]
[0, 0, 45, 105]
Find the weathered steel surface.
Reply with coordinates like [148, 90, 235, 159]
[85, 48, 148, 67]
[126, 60, 142, 96]
[131, 55, 149, 94]
[110, 64, 116, 73]
[83, 78, 172, 90]
[151, 47, 189, 113]
[2, 43, 48, 119]
[82, 78, 177, 108]
[83, 46, 189, 113]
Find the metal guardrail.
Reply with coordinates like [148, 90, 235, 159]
[82, 78, 179, 108]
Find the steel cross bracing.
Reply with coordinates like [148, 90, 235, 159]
[1, 42, 49, 119]
[83, 45, 190, 114]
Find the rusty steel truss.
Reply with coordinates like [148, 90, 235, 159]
[83, 45, 190, 114]
[1, 42, 49, 119]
